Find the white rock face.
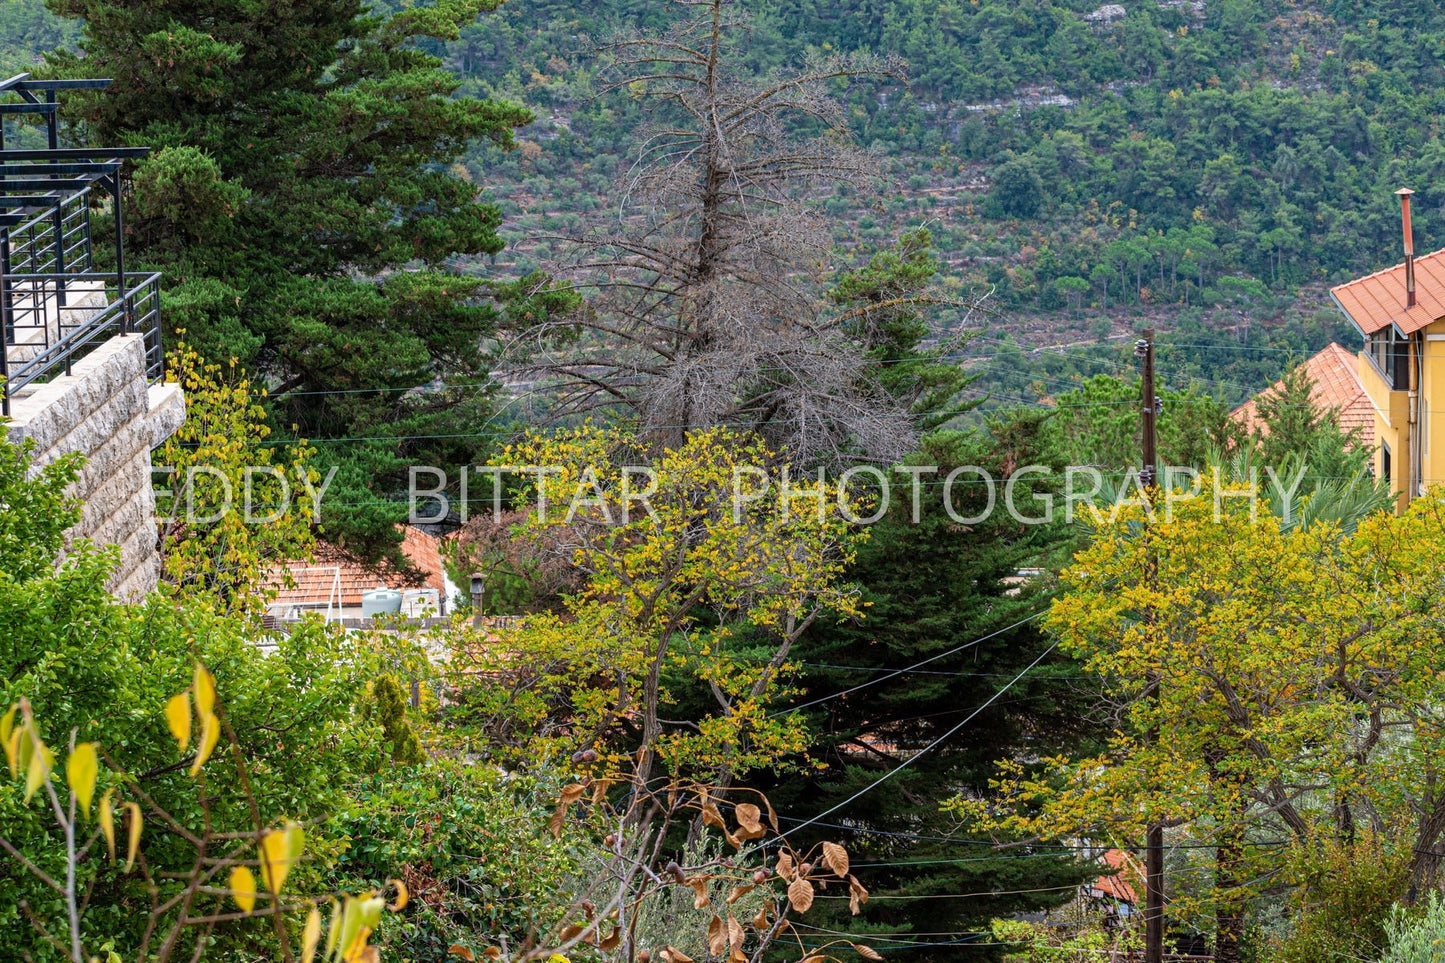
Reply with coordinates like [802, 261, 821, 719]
[6, 334, 186, 601]
[1084, 4, 1128, 23]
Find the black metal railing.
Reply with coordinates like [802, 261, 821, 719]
[6, 187, 93, 277]
[0, 271, 162, 415]
[0, 73, 157, 416]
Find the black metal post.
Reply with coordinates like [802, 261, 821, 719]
[110, 173, 128, 334]
[0, 250, 8, 417]
[47, 91, 65, 308]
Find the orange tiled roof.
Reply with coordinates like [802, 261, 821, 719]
[1091, 848, 1139, 904]
[264, 525, 451, 607]
[1331, 247, 1445, 336]
[1231, 343, 1375, 450]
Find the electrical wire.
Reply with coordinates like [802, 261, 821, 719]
[766, 609, 1048, 718]
[778, 639, 1060, 839]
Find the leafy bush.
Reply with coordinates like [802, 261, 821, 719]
[1380, 893, 1445, 963]
[331, 758, 585, 962]
[1269, 836, 1408, 963]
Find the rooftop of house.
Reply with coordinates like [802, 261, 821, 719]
[1087, 848, 1139, 904]
[1331, 246, 1445, 336]
[262, 525, 455, 618]
[1230, 342, 1375, 450]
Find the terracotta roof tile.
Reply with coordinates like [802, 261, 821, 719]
[1090, 849, 1139, 904]
[263, 525, 452, 607]
[1331, 247, 1445, 336]
[1231, 343, 1375, 450]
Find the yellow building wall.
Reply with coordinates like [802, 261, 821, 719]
[1356, 349, 1409, 511]
[1423, 333, 1445, 490]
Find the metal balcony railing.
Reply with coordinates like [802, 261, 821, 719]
[0, 271, 163, 410]
[0, 73, 156, 416]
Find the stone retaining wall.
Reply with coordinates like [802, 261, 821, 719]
[6, 335, 185, 600]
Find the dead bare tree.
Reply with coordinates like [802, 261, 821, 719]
[501, 0, 978, 466]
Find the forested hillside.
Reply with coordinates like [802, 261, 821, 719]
[434, 0, 1435, 404]
[7, 0, 1431, 401]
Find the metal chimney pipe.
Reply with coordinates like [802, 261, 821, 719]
[1398, 187, 1417, 307]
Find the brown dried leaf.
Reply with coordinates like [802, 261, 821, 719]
[724, 830, 742, 850]
[775, 851, 796, 882]
[727, 913, 744, 954]
[559, 783, 586, 805]
[848, 874, 869, 917]
[591, 778, 612, 805]
[448, 947, 476, 962]
[600, 926, 621, 951]
[751, 902, 769, 930]
[558, 924, 585, 943]
[708, 915, 727, 957]
[822, 841, 849, 878]
[787, 877, 814, 913]
[735, 803, 763, 835]
[665, 946, 694, 963]
[481, 949, 502, 961]
[764, 797, 779, 832]
[852, 943, 883, 960]
[548, 803, 566, 838]
[726, 883, 755, 905]
[688, 875, 711, 909]
[702, 801, 726, 830]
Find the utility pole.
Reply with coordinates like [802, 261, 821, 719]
[1137, 328, 1164, 963]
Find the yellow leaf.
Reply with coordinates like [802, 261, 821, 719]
[24, 737, 52, 804]
[165, 693, 191, 753]
[193, 664, 216, 718]
[4, 727, 20, 780]
[325, 899, 343, 959]
[230, 865, 257, 913]
[99, 789, 116, 861]
[260, 824, 302, 894]
[302, 905, 323, 963]
[67, 743, 99, 819]
[190, 712, 220, 776]
[388, 878, 409, 912]
[0, 705, 15, 775]
[123, 801, 142, 873]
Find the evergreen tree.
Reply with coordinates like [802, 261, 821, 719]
[45, 0, 569, 558]
[766, 418, 1098, 954]
[1250, 360, 1369, 480]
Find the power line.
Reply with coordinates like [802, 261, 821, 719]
[779, 639, 1060, 839]
[767, 610, 1048, 718]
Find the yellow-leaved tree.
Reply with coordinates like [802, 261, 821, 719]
[953, 480, 1445, 962]
[156, 344, 320, 615]
[449, 426, 875, 963]
[458, 425, 864, 786]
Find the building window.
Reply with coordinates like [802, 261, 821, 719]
[1382, 442, 1392, 487]
[1367, 328, 1410, 387]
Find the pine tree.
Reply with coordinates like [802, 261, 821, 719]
[765, 417, 1098, 950]
[45, 0, 570, 558]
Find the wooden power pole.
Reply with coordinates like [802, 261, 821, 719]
[1137, 328, 1164, 963]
